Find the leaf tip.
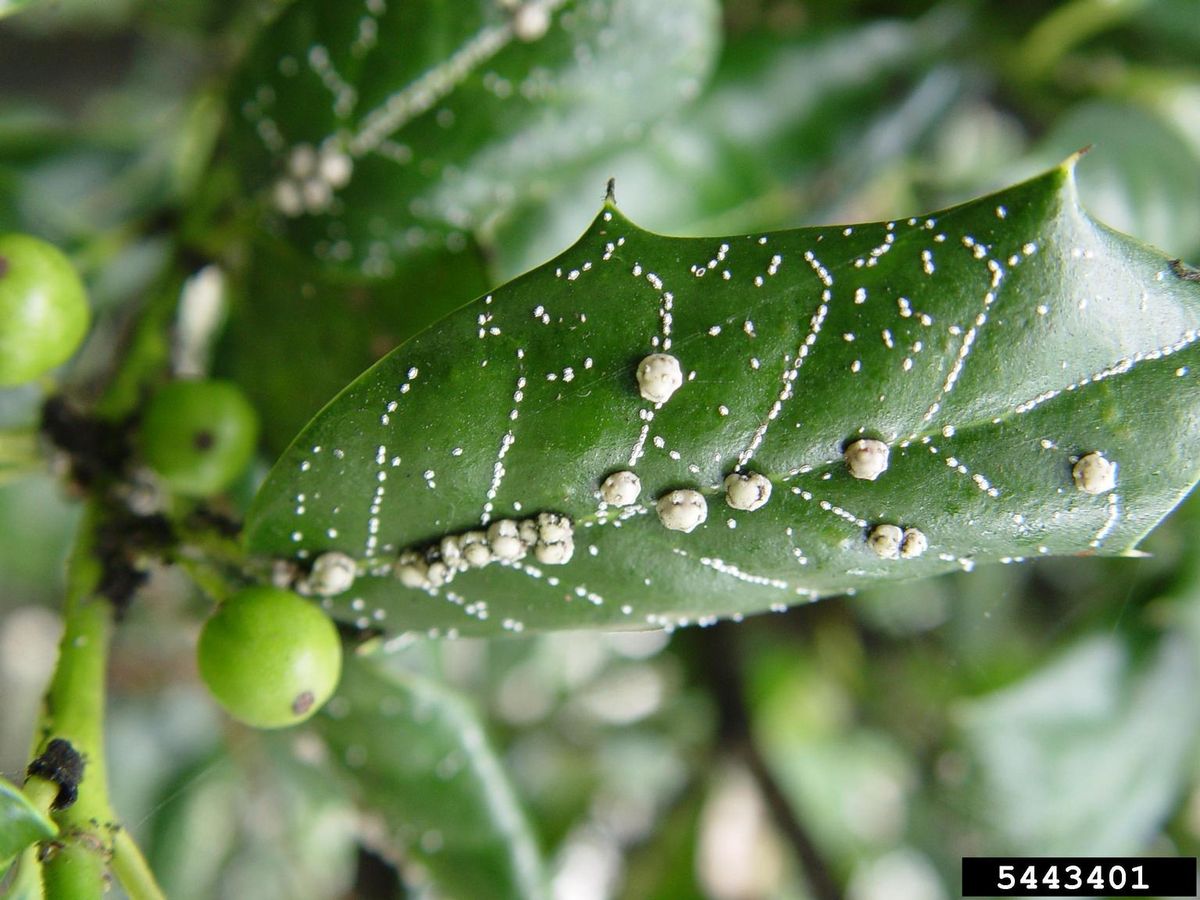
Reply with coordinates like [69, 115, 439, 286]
[1169, 258, 1200, 283]
[1057, 145, 1093, 186]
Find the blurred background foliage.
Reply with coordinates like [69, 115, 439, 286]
[2, 0, 1200, 897]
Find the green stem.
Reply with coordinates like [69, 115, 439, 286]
[27, 505, 166, 900]
[111, 828, 167, 900]
[34, 507, 112, 899]
[19, 773, 58, 815]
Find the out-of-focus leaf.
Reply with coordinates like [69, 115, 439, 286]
[145, 746, 358, 900]
[0, 775, 56, 869]
[247, 161, 1200, 636]
[0, 0, 38, 20]
[960, 631, 1200, 854]
[492, 14, 967, 277]
[144, 756, 240, 900]
[220, 235, 489, 453]
[620, 785, 705, 900]
[1029, 101, 1200, 258]
[1129, 0, 1200, 57]
[754, 658, 914, 860]
[225, 0, 720, 277]
[316, 657, 547, 900]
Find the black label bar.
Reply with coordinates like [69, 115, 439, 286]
[962, 857, 1197, 897]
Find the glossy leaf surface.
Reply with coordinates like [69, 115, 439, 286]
[316, 658, 546, 900]
[227, 0, 719, 277]
[247, 160, 1200, 637]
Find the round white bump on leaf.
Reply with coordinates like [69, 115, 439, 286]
[845, 439, 890, 481]
[518, 518, 539, 546]
[637, 353, 684, 404]
[868, 524, 903, 559]
[439, 535, 463, 567]
[656, 489, 708, 533]
[318, 147, 353, 188]
[900, 527, 928, 559]
[460, 531, 492, 568]
[536, 511, 572, 544]
[395, 551, 429, 588]
[301, 177, 332, 212]
[425, 560, 450, 588]
[287, 144, 317, 179]
[535, 538, 574, 565]
[1073, 452, 1117, 495]
[272, 180, 303, 217]
[600, 470, 642, 507]
[271, 559, 299, 589]
[512, 2, 551, 41]
[724, 472, 772, 512]
[533, 512, 574, 565]
[305, 551, 357, 596]
[488, 519, 527, 562]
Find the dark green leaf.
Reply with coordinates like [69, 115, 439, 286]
[220, 235, 489, 453]
[246, 160, 1200, 636]
[225, 0, 720, 276]
[316, 657, 547, 900]
[0, 775, 57, 870]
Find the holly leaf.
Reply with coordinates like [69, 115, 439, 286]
[246, 159, 1200, 637]
[226, 0, 720, 277]
[315, 658, 547, 900]
[0, 775, 57, 870]
[220, 235, 490, 454]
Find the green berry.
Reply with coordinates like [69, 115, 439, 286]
[141, 379, 259, 496]
[197, 586, 343, 729]
[0, 233, 90, 387]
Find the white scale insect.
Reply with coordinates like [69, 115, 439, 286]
[868, 524, 927, 559]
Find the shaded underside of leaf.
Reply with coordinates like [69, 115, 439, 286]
[227, 0, 720, 276]
[247, 159, 1200, 637]
[316, 658, 547, 900]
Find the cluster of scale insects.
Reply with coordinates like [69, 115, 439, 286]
[288, 348, 1120, 598]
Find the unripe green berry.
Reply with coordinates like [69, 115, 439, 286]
[197, 586, 342, 729]
[140, 379, 259, 496]
[0, 233, 90, 387]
